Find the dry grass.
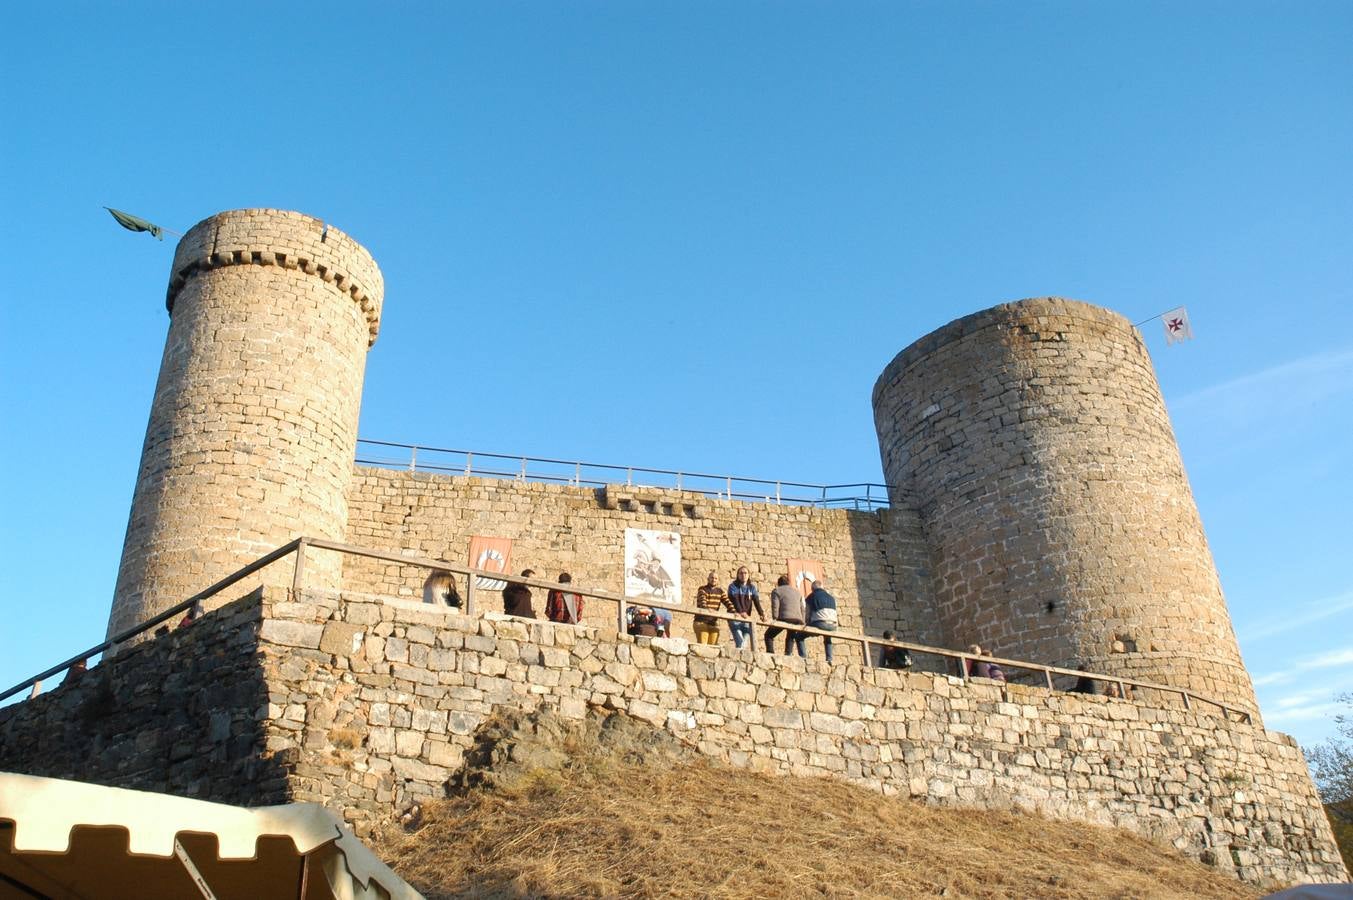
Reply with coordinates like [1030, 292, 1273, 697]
[376, 755, 1258, 899]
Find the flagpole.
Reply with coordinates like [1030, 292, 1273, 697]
[1133, 308, 1178, 327]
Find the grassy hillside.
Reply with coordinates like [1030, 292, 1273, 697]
[375, 709, 1258, 899]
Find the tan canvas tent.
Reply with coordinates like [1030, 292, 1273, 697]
[0, 773, 423, 900]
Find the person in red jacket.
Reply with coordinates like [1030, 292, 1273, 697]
[546, 572, 584, 624]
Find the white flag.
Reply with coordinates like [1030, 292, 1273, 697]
[1162, 307, 1194, 345]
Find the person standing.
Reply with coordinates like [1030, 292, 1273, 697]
[422, 570, 462, 609]
[764, 575, 807, 657]
[878, 630, 913, 669]
[726, 566, 766, 648]
[178, 601, 203, 628]
[503, 569, 537, 619]
[546, 572, 584, 624]
[63, 658, 89, 685]
[627, 605, 667, 637]
[804, 579, 839, 663]
[1069, 665, 1098, 694]
[694, 571, 731, 645]
[965, 645, 991, 678]
[983, 648, 1007, 683]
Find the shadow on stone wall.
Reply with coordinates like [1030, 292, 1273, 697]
[0, 588, 290, 806]
[848, 505, 949, 674]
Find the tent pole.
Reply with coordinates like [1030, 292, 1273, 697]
[174, 839, 219, 900]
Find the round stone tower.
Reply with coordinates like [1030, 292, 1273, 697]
[106, 209, 383, 639]
[872, 297, 1257, 714]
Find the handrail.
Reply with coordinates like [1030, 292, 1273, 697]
[5, 536, 1251, 726]
[0, 539, 304, 703]
[355, 438, 892, 510]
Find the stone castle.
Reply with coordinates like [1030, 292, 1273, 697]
[107, 208, 1255, 714]
[2, 208, 1345, 885]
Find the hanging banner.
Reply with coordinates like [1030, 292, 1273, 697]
[624, 529, 682, 605]
[787, 558, 824, 599]
[468, 536, 513, 590]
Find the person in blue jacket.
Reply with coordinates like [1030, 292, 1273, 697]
[726, 566, 766, 648]
[804, 578, 839, 663]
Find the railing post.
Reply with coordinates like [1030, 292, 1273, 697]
[617, 598, 627, 638]
[1181, 691, 1192, 711]
[519, 457, 527, 481]
[409, 446, 417, 473]
[626, 467, 633, 487]
[464, 452, 473, 476]
[464, 571, 476, 617]
[676, 472, 682, 491]
[748, 619, 758, 654]
[726, 475, 732, 500]
[1043, 667, 1055, 690]
[821, 485, 827, 507]
[957, 655, 969, 681]
[862, 638, 873, 667]
[775, 481, 781, 504]
[574, 462, 581, 486]
[291, 538, 308, 595]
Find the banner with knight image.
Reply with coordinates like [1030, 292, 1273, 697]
[624, 528, 682, 605]
[468, 536, 513, 591]
[787, 558, 824, 600]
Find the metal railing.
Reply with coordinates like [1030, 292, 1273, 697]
[1, 537, 1252, 726]
[355, 438, 891, 511]
[0, 540, 305, 703]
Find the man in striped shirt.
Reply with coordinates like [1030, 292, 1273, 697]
[694, 571, 732, 645]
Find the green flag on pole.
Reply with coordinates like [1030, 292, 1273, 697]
[105, 207, 164, 240]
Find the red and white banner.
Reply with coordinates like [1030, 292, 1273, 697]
[787, 558, 824, 599]
[1162, 307, 1194, 345]
[468, 536, 513, 590]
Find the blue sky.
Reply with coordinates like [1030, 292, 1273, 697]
[1, 2, 1349, 748]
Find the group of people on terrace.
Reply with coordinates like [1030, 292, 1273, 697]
[423, 564, 880, 667]
[419, 564, 1136, 701]
[422, 567, 586, 625]
[690, 567, 846, 662]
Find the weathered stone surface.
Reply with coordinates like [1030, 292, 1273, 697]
[260, 620, 323, 650]
[641, 671, 678, 693]
[319, 622, 365, 657]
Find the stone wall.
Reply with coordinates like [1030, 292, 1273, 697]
[872, 298, 1258, 715]
[341, 467, 945, 653]
[5, 588, 1341, 887]
[0, 590, 285, 805]
[108, 209, 384, 640]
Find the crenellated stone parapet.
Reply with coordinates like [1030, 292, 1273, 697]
[166, 208, 383, 345]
